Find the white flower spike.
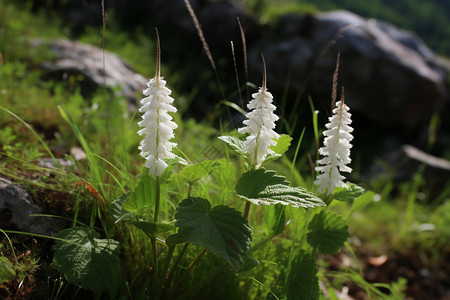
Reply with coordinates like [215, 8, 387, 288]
[238, 56, 280, 168]
[138, 31, 178, 177]
[315, 95, 354, 195]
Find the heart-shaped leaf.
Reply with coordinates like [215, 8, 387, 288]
[175, 197, 252, 270]
[306, 211, 349, 255]
[52, 227, 120, 298]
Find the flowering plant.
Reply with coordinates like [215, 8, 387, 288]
[52, 35, 374, 299]
[315, 99, 354, 195]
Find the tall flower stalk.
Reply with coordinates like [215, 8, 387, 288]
[137, 30, 178, 294]
[238, 56, 280, 169]
[238, 56, 280, 217]
[138, 42, 178, 182]
[315, 95, 354, 196]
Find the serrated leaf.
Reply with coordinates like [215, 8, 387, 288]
[122, 171, 155, 213]
[236, 169, 325, 208]
[110, 193, 136, 223]
[306, 211, 349, 255]
[287, 250, 319, 300]
[175, 197, 252, 270]
[131, 220, 175, 236]
[0, 257, 15, 282]
[52, 227, 120, 297]
[178, 160, 219, 183]
[332, 184, 365, 201]
[218, 136, 245, 155]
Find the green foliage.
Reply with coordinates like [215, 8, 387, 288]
[332, 183, 365, 202]
[287, 251, 320, 300]
[176, 160, 220, 183]
[175, 197, 252, 270]
[236, 168, 325, 208]
[122, 171, 156, 213]
[130, 220, 175, 236]
[219, 134, 293, 167]
[52, 227, 120, 298]
[307, 210, 349, 255]
[263, 204, 287, 236]
[0, 256, 15, 282]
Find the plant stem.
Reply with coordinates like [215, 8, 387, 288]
[187, 182, 193, 198]
[151, 236, 159, 298]
[152, 175, 161, 298]
[162, 243, 189, 298]
[155, 245, 175, 297]
[243, 201, 251, 219]
[176, 263, 228, 300]
[159, 246, 175, 285]
[172, 249, 206, 292]
[154, 176, 161, 222]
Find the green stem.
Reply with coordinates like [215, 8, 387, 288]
[172, 249, 206, 292]
[151, 175, 161, 298]
[154, 176, 161, 222]
[187, 182, 193, 198]
[162, 243, 189, 298]
[151, 236, 159, 298]
[157, 246, 175, 296]
[176, 263, 228, 300]
[243, 201, 251, 219]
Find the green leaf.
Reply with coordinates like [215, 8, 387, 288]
[122, 171, 155, 213]
[52, 227, 120, 298]
[270, 134, 292, 155]
[110, 193, 136, 223]
[236, 169, 325, 208]
[0, 256, 15, 282]
[218, 135, 245, 155]
[131, 220, 175, 236]
[306, 211, 349, 255]
[175, 197, 252, 270]
[287, 250, 319, 300]
[263, 134, 293, 165]
[178, 160, 220, 183]
[332, 184, 365, 201]
[165, 234, 187, 247]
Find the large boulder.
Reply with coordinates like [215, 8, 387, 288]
[265, 10, 447, 128]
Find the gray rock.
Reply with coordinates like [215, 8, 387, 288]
[32, 39, 147, 110]
[0, 178, 63, 236]
[271, 10, 447, 127]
